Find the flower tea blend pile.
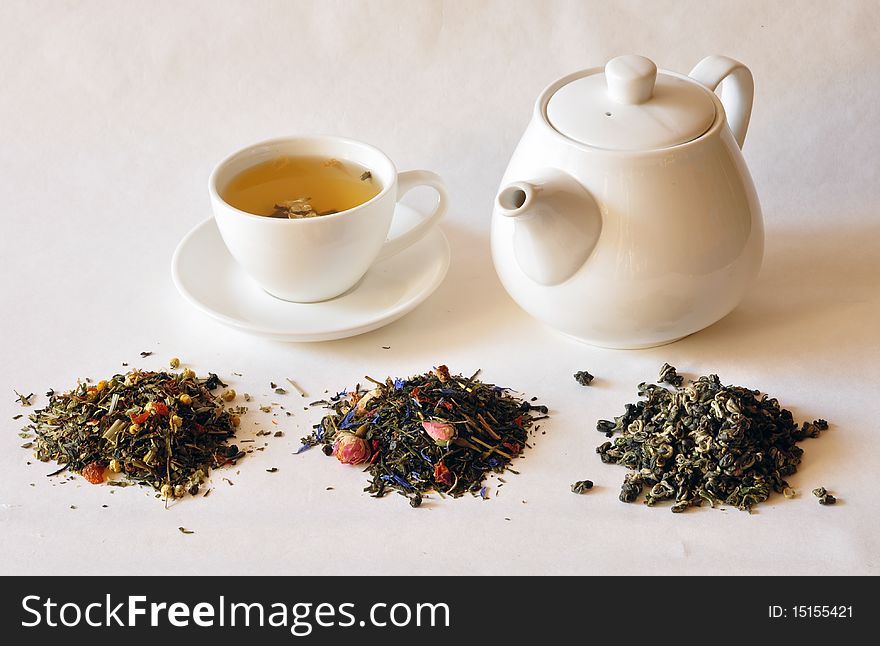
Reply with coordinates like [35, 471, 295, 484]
[302, 366, 548, 507]
[21, 369, 245, 499]
[596, 365, 829, 513]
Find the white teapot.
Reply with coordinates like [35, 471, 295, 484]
[491, 55, 762, 348]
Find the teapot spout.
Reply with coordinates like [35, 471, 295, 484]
[496, 171, 601, 285]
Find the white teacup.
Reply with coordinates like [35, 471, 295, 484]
[210, 135, 448, 302]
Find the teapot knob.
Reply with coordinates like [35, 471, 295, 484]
[605, 55, 657, 104]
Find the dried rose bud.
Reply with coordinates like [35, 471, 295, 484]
[422, 421, 455, 446]
[333, 432, 371, 465]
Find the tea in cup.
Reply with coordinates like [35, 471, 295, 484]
[210, 135, 448, 302]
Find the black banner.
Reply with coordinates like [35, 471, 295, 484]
[1, 576, 869, 643]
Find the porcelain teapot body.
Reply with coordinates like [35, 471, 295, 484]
[491, 56, 763, 348]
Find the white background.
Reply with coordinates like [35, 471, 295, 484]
[1, 0, 878, 575]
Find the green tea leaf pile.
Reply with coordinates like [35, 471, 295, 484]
[303, 366, 547, 507]
[22, 369, 244, 498]
[596, 366, 829, 512]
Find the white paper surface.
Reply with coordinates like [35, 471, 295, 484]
[1, 0, 878, 575]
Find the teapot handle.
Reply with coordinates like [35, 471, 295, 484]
[689, 56, 753, 148]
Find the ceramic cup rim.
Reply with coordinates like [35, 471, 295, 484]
[208, 135, 398, 224]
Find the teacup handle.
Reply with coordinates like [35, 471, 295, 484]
[376, 170, 448, 261]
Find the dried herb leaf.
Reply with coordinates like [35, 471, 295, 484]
[573, 371, 594, 386]
[272, 198, 324, 219]
[657, 362, 684, 387]
[570, 480, 593, 494]
[597, 367, 830, 512]
[303, 366, 547, 506]
[22, 369, 244, 500]
[14, 391, 34, 406]
[286, 378, 307, 397]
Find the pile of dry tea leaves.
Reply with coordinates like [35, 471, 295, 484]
[302, 366, 548, 507]
[21, 369, 245, 499]
[596, 365, 829, 513]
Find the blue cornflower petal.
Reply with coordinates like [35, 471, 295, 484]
[394, 475, 414, 490]
[487, 456, 501, 467]
[393, 378, 406, 391]
[379, 474, 413, 490]
[420, 449, 433, 464]
[479, 486, 489, 499]
[294, 444, 311, 454]
[339, 407, 357, 430]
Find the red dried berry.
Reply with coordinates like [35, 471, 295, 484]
[81, 462, 105, 484]
[130, 411, 150, 424]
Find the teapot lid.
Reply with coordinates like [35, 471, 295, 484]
[546, 55, 716, 151]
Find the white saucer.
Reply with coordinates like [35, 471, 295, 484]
[171, 204, 450, 341]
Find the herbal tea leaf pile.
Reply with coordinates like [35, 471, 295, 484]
[303, 366, 547, 507]
[22, 369, 245, 499]
[596, 366, 829, 512]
